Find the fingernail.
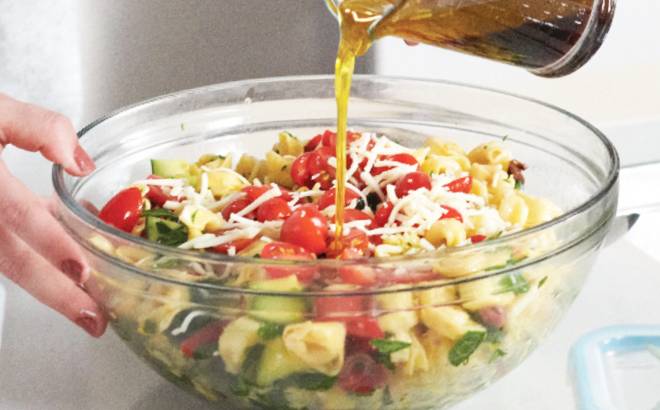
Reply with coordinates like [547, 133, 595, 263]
[74, 145, 96, 174]
[61, 259, 87, 283]
[76, 311, 100, 337]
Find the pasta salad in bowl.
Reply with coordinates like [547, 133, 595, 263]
[53, 76, 618, 409]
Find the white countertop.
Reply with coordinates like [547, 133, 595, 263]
[1, 124, 659, 410]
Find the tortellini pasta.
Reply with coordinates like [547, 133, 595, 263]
[425, 219, 467, 247]
[218, 316, 262, 374]
[282, 321, 346, 376]
[274, 131, 305, 157]
[468, 141, 511, 169]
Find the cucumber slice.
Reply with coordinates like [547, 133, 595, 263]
[249, 276, 306, 324]
[151, 159, 190, 178]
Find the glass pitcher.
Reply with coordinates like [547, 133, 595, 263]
[326, 0, 616, 77]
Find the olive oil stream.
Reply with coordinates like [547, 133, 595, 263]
[332, 0, 595, 244]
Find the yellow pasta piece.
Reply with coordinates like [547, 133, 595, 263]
[426, 138, 466, 157]
[376, 286, 418, 332]
[261, 151, 295, 188]
[420, 306, 484, 340]
[498, 192, 529, 227]
[470, 178, 491, 203]
[421, 154, 463, 175]
[458, 275, 516, 311]
[468, 141, 511, 169]
[283, 321, 346, 376]
[425, 219, 466, 247]
[274, 131, 304, 157]
[205, 169, 248, 198]
[403, 332, 429, 376]
[520, 193, 561, 228]
[417, 284, 457, 307]
[470, 163, 502, 184]
[218, 317, 262, 374]
[235, 154, 263, 181]
[197, 154, 233, 169]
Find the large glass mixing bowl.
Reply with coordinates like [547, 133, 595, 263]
[53, 76, 619, 409]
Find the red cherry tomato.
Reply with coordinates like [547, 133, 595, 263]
[339, 265, 377, 285]
[444, 176, 472, 193]
[316, 294, 365, 321]
[371, 153, 419, 176]
[260, 241, 317, 282]
[321, 130, 361, 149]
[318, 187, 361, 210]
[145, 175, 176, 207]
[242, 185, 292, 202]
[180, 321, 226, 359]
[395, 171, 432, 197]
[305, 134, 322, 152]
[212, 237, 256, 254]
[327, 229, 370, 259]
[338, 353, 388, 394]
[345, 317, 385, 339]
[291, 152, 313, 187]
[374, 202, 394, 227]
[257, 198, 292, 222]
[308, 146, 336, 190]
[221, 198, 255, 221]
[343, 209, 376, 230]
[98, 187, 143, 232]
[440, 205, 463, 223]
[378, 269, 440, 285]
[280, 205, 329, 255]
[470, 234, 487, 244]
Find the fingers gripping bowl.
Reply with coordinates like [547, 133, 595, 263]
[53, 76, 618, 409]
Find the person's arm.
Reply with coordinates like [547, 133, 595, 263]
[0, 93, 106, 337]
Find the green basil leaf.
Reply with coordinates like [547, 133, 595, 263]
[514, 180, 524, 190]
[257, 322, 284, 341]
[292, 373, 337, 391]
[370, 339, 411, 354]
[538, 276, 548, 288]
[142, 208, 178, 219]
[154, 221, 188, 247]
[449, 331, 486, 366]
[489, 348, 507, 363]
[498, 272, 530, 295]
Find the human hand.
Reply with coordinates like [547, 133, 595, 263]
[0, 93, 106, 337]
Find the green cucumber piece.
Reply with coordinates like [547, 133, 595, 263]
[150, 159, 190, 178]
[249, 276, 306, 324]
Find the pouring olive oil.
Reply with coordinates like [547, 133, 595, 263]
[331, 0, 614, 244]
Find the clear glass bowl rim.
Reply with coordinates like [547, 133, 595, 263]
[52, 75, 619, 295]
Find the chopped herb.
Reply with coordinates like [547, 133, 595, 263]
[514, 180, 524, 190]
[449, 331, 486, 366]
[489, 231, 503, 240]
[230, 377, 251, 397]
[485, 328, 504, 344]
[142, 208, 178, 219]
[273, 148, 280, 154]
[366, 192, 381, 213]
[153, 256, 181, 269]
[291, 373, 337, 391]
[281, 165, 288, 171]
[355, 198, 366, 210]
[155, 221, 188, 247]
[501, 135, 509, 142]
[498, 272, 530, 295]
[192, 343, 217, 360]
[217, 154, 226, 160]
[538, 276, 549, 288]
[180, 123, 186, 131]
[383, 386, 394, 406]
[257, 322, 284, 341]
[371, 339, 411, 371]
[141, 319, 158, 334]
[489, 348, 507, 363]
[371, 339, 411, 354]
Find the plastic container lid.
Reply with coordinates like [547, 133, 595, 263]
[570, 325, 660, 410]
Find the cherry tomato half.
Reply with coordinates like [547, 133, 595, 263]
[343, 209, 376, 230]
[98, 187, 143, 232]
[308, 146, 336, 190]
[257, 198, 292, 222]
[180, 321, 226, 359]
[470, 234, 487, 244]
[261, 241, 317, 282]
[339, 265, 377, 285]
[444, 176, 472, 193]
[371, 153, 419, 176]
[345, 317, 385, 339]
[145, 175, 176, 207]
[394, 171, 432, 198]
[318, 187, 361, 210]
[221, 198, 255, 221]
[321, 130, 361, 149]
[305, 134, 323, 152]
[212, 237, 256, 254]
[440, 205, 463, 223]
[242, 185, 292, 202]
[315, 294, 365, 322]
[374, 201, 394, 227]
[291, 152, 313, 187]
[280, 205, 329, 255]
[338, 353, 388, 394]
[327, 229, 370, 259]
